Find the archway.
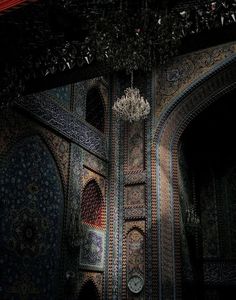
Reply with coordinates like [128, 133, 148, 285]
[180, 88, 236, 299]
[0, 135, 64, 299]
[81, 179, 104, 228]
[79, 280, 100, 300]
[152, 56, 236, 299]
[86, 87, 105, 133]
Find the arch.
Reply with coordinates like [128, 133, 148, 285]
[86, 86, 105, 133]
[126, 225, 145, 236]
[81, 179, 104, 228]
[151, 55, 236, 299]
[0, 127, 67, 193]
[78, 279, 100, 300]
[0, 135, 64, 299]
[126, 228, 145, 275]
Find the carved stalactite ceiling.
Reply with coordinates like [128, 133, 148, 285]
[81, 180, 103, 228]
[1, 0, 236, 107]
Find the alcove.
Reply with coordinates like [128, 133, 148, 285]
[180, 88, 236, 300]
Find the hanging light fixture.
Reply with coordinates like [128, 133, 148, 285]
[112, 71, 150, 122]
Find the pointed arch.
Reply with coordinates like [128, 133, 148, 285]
[78, 279, 100, 300]
[0, 126, 67, 193]
[86, 86, 105, 133]
[126, 228, 145, 270]
[0, 135, 64, 299]
[81, 179, 104, 228]
[151, 56, 236, 299]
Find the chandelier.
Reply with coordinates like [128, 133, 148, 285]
[112, 72, 150, 122]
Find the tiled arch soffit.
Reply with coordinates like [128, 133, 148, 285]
[151, 55, 236, 300]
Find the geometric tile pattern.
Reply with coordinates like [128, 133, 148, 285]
[44, 84, 71, 110]
[81, 180, 103, 228]
[126, 229, 145, 299]
[126, 121, 145, 171]
[80, 228, 105, 270]
[152, 56, 236, 299]
[15, 94, 107, 159]
[0, 135, 64, 299]
[125, 184, 145, 207]
[127, 229, 145, 277]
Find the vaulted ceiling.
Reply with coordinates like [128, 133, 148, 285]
[0, 0, 236, 100]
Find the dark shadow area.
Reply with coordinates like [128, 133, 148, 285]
[86, 88, 105, 133]
[180, 88, 236, 300]
[78, 280, 100, 300]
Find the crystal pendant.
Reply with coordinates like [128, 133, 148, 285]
[112, 86, 150, 122]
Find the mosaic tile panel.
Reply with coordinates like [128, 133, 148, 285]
[126, 121, 145, 171]
[152, 56, 236, 299]
[81, 180, 103, 228]
[64, 142, 83, 287]
[200, 174, 220, 258]
[124, 171, 146, 185]
[0, 135, 64, 299]
[126, 229, 145, 299]
[15, 94, 107, 159]
[38, 127, 69, 185]
[125, 184, 145, 207]
[124, 207, 146, 220]
[154, 42, 236, 125]
[80, 228, 105, 271]
[0, 111, 70, 186]
[82, 167, 106, 199]
[0, 110, 30, 155]
[127, 229, 145, 275]
[43, 84, 71, 109]
[83, 150, 108, 177]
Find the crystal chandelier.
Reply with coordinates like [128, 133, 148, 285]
[112, 72, 150, 122]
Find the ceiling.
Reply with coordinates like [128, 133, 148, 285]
[0, 0, 236, 98]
